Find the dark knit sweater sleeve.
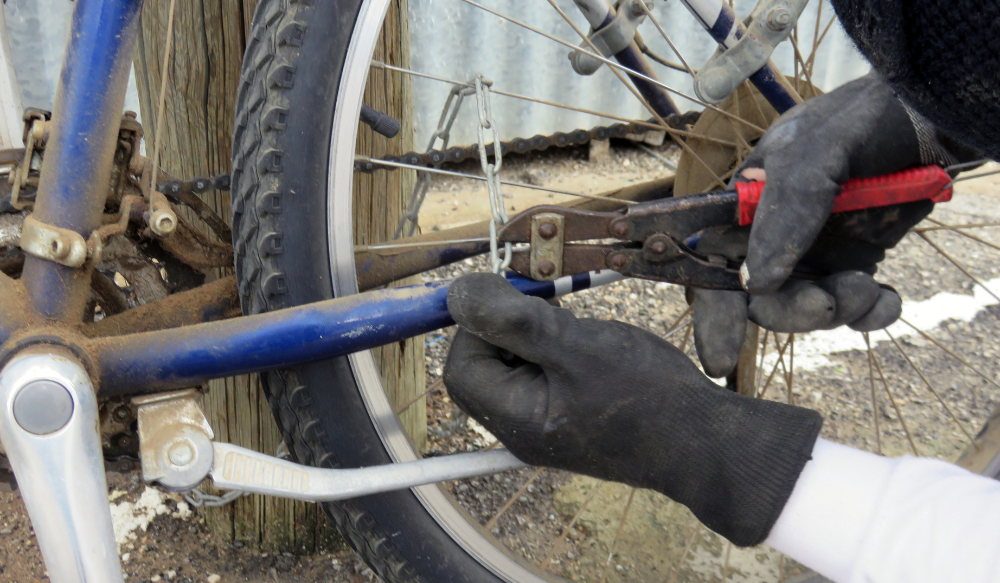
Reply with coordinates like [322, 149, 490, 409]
[830, 0, 1000, 161]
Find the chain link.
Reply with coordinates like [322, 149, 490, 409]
[183, 487, 248, 508]
[156, 173, 231, 196]
[472, 76, 512, 274]
[395, 83, 477, 239]
[357, 110, 700, 175]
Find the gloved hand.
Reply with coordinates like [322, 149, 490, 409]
[444, 273, 823, 546]
[693, 72, 981, 378]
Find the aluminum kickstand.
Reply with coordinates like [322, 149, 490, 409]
[209, 444, 527, 502]
[0, 348, 124, 583]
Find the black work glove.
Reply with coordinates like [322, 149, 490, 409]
[693, 72, 981, 378]
[444, 273, 823, 547]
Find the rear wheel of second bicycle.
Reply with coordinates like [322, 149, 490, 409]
[231, 0, 1000, 581]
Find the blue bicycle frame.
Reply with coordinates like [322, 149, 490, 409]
[0, 0, 799, 398]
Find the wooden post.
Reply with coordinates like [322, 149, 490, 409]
[133, 0, 423, 551]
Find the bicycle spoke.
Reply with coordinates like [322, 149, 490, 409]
[358, 238, 490, 252]
[786, 333, 796, 405]
[864, 333, 884, 455]
[885, 330, 977, 445]
[373, 61, 674, 135]
[810, 0, 825, 57]
[354, 157, 636, 204]
[598, 487, 637, 583]
[484, 467, 546, 531]
[543, 0, 732, 190]
[899, 319, 1000, 392]
[916, 231, 1000, 303]
[458, 0, 766, 134]
[804, 16, 838, 76]
[636, 2, 697, 78]
[395, 378, 443, 415]
[667, 523, 702, 583]
[950, 168, 1000, 184]
[147, 0, 179, 197]
[918, 218, 1000, 254]
[788, 35, 817, 98]
[756, 334, 793, 399]
[792, 26, 800, 93]
[721, 541, 732, 581]
[870, 344, 919, 455]
[540, 480, 604, 570]
[914, 221, 1000, 234]
[663, 305, 694, 340]
[754, 329, 770, 394]
[678, 320, 694, 353]
[740, 79, 771, 135]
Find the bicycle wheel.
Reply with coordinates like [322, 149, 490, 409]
[231, 0, 1000, 581]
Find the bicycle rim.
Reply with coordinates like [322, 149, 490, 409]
[322, 1, 1000, 581]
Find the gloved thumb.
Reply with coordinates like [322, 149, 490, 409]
[447, 273, 571, 367]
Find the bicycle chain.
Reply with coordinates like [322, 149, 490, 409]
[354, 110, 701, 174]
[153, 112, 700, 191]
[156, 173, 231, 195]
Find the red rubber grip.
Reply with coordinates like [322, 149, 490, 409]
[736, 165, 953, 226]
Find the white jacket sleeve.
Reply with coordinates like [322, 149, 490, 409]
[766, 438, 1000, 583]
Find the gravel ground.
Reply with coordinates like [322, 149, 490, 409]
[1, 145, 999, 582]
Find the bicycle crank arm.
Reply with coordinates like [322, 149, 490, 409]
[208, 443, 527, 502]
[0, 349, 124, 583]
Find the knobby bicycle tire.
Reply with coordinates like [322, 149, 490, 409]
[230, 0, 547, 580]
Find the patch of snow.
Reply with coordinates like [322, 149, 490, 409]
[109, 487, 191, 548]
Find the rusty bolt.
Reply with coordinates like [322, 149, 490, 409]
[124, 111, 138, 119]
[608, 252, 629, 271]
[649, 239, 668, 254]
[113, 406, 130, 421]
[609, 220, 630, 238]
[538, 222, 558, 240]
[537, 260, 556, 277]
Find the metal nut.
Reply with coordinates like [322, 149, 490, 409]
[609, 220, 630, 238]
[538, 222, 558, 240]
[607, 252, 629, 271]
[537, 260, 556, 277]
[766, 5, 793, 30]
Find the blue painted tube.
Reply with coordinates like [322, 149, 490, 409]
[93, 271, 624, 397]
[584, 3, 678, 117]
[21, 0, 144, 320]
[680, 0, 799, 114]
[614, 44, 679, 117]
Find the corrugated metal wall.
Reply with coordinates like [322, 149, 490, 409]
[2, 0, 868, 148]
[4, 0, 141, 115]
[409, 0, 869, 146]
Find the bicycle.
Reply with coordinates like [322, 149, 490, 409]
[0, 0, 998, 581]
